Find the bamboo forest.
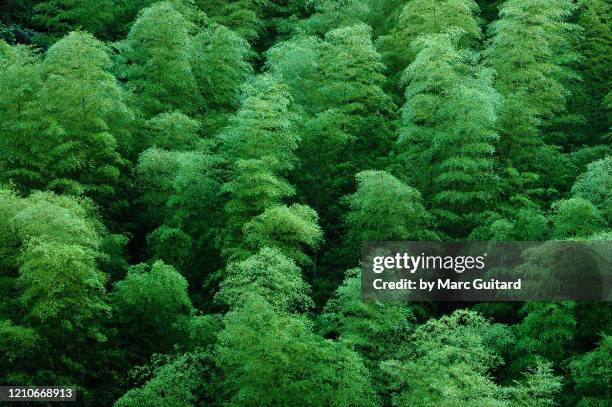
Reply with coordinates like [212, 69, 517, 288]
[0, 0, 610, 406]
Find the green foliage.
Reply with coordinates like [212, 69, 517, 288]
[390, 0, 482, 43]
[141, 112, 200, 151]
[513, 302, 576, 370]
[267, 24, 397, 274]
[221, 158, 296, 241]
[268, 24, 396, 187]
[113, 261, 195, 357]
[470, 208, 550, 241]
[243, 204, 322, 265]
[485, 0, 580, 185]
[0, 319, 39, 383]
[191, 22, 253, 133]
[33, 0, 114, 43]
[216, 247, 313, 312]
[550, 198, 606, 239]
[13, 192, 109, 331]
[572, 0, 612, 145]
[319, 268, 413, 385]
[0, 189, 112, 386]
[216, 293, 378, 406]
[0, 33, 131, 209]
[135, 148, 222, 275]
[0, 40, 41, 118]
[569, 335, 612, 406]
[398, 32, 499, 235]
[114, 261, 192, 322]
[194, 0, 267, 41]
[135, 148, 182, 225]
[0, 189, 25, 274]
[505, 360, 562, 407]
[382, 310, 510, 407]
[219, 74, 299, 171]
[147, 226, 193, 273]
[377, 0, 482, 95]
[115, 351, 218, 407]
[165, 151, 223, 234]
[318, 24, 396, 163]
[19, 241, 108, 326]
[302, 0, 371, 35]
[571, 156, 612, 223]
[265, 34, 322, 110]
[0, 41, 42, 194]
[123, 1, 200, 117]
[219, 74, 300, 252]
[345, 170, 436, 243]
[0, 1, 611, 405]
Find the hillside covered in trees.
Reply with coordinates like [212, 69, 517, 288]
[0, 0, 611, 405]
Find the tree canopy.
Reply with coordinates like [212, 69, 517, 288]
[0, 0, 610, 405]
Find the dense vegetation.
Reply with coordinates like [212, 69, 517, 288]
[0, 0, 610, 405]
